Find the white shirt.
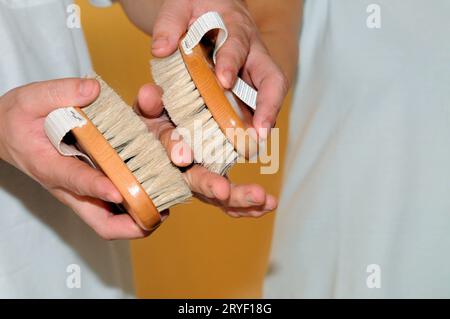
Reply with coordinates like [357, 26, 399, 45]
[0, 0, 134, 298]
[265, 0, 450, 298]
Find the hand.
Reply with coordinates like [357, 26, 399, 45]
[0, 78, 150, 240]
[135, 83, 278, 217]
[151, 0, 289, 138]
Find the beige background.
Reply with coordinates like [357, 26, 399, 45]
[78, 0, 291, 298]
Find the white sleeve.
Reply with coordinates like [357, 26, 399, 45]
[89, 0, 113, 7]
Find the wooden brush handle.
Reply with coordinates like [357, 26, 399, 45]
[180, 44, 259, 159]
[71, 108, 161, 231]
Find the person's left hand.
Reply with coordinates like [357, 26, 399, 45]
[151, 0, 289, 139]
[134, 83, 278, 218]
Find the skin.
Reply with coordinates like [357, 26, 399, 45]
[134, 84, 278, 219]
[119, 0, 289, 137]
[0, 79, 144, 240]
[0, 0, 302, 240]
[0, 78, 277, 239]
[246, 0, 303, 85]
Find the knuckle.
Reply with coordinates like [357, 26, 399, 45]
[227, 10, 247, 26]
[32, 169, 50, 187]
[11, 88, 28, 110]
[65, 172, 81, 194]
[28, 162, 44, 181]
[274, 69, 287, 85]
[45, 81, 65, 107]
[91, 174, 104, 193]
[217, 46, 234, 63]
[279, 73, 290, 92]
[155, 11, 179, 30]
[226, 10, 254, 35]
[219, 41, 247, 67]
[27, 157, 49, 182]
[272, 71, 290, 96]
[231, 37, 248, 55]
[229, 26, 251, 47]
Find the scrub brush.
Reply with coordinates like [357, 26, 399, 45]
[44, 76, 191, 231]
[151, 12, 259, 175]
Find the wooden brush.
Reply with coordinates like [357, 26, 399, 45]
[151, 12, 259, 176]
[46, 76, 191, 231]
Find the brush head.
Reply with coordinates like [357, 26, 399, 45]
[151, 44, 258, 176]
[72, 77, 191, 230]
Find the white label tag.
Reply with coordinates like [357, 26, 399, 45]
[181, 11, 257, 110]
[44, 107, 95, 166]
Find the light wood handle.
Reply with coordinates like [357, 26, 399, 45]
[180, 44, 259, 159]
[71, 108, 161, 231]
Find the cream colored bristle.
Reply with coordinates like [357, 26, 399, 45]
[151, 50, 239, 175]
[83, 76, 191, 211]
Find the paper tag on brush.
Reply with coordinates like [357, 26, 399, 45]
[181, 11, 258, 110]
[44, 107, 95, 167]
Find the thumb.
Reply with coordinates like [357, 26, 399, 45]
[152, 0, 192, 57]
[19, 78, 100, 117]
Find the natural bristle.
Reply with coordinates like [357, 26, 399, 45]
[151, 50, 238, 175]
[83, 76, 191, 212]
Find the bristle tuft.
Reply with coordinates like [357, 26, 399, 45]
[84, 76, 191, 211]
[151, 50, 238, 175]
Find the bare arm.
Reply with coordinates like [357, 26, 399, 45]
[246, 0, 303, 85]
[118, 0, 164, 35]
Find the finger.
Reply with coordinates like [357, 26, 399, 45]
[98, 212, 151, 240]
[226, 208, 267, 218]
[56, 190, 149, 240]
[215, 25, 251, 89]
[185, 165, 231, 201]
[160, 127, 193, 167]
[152, 0, 193, 57]
[133, 83, 192, 166]
[134, 83, 164, 118]
[226, 183, 267, 208]
[246, 49, 288, 138]
[225, 193, 278, 217]
[19, 78, 100, 117]
[46, 155, 122, 203]
[253, 71, 287, 138]
[265, 194, 278, 211]
[225, 211, 242, 218]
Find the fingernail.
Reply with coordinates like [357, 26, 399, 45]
[152, 37, 169, 51]
[79, 79, 95, 97]
[258, 121, 271, 140]
[220, 70, 234, 88]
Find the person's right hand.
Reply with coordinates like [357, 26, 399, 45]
[135, 83, 278, 218]
[0, 78, 150, 240]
